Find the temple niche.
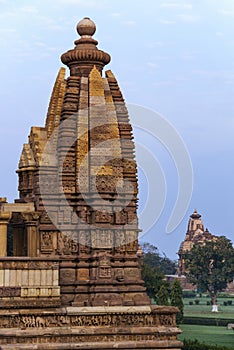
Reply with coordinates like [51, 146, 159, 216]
[0, 18, 182, 349]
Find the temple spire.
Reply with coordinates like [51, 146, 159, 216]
[61, 17, 111, 77]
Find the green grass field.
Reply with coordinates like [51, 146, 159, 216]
[179, 324, 234, 349]
[180, 295, 234, 348]
[183, 296, 234, 319]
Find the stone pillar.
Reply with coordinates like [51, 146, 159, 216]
[22, 213, 39, 257]
[0, 197, 7, 209]
[0, 211, 11, 256]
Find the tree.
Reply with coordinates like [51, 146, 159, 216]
[141, 242, 177, 275]
[141, 242, 177, 301]
[156, 284, 170, 305]
[141, 258, 165, 300]
[184, 236, 234, 312]
[171, 279, 184, 323]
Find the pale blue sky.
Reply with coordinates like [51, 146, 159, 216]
[0, 0, 233, 259]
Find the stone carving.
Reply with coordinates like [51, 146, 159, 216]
[0, 313, 157, 329]
[63, 209, 71, 223]
[21, 212, 40, 223]
[78, 269, 89, 281]
[63, 156, 75, 173]
[39, 176, 57, 194]
[62, 180, 75, 193]
[0, 333, 176, 344]
[0, 287, 21, 297]
[57, 232, 78, 255]
[159, 314, 175, 326]
[126, 231, 138, 252]
[0, 260, 58, 270]
[91, 230, 113, 249]
[115, 211, 126, 225]
[1, 17, 182, 349]
[95, 211, 112, 224]
[79, 231, 91, 253]
[98, 253, 112, 278]
[79, 207, 89, 223]
[40, 231, 53, 252]
[115, 268, 124, 282]
[115, 231, 125, 252]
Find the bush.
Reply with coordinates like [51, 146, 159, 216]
[183, 316, 230, 326]
[156, 284, 170, 306]
[217, 293, 234, 298]
[183, 290, 196, 298]
[182, 339, 230, 350]
[194, 299, 200, 305]
[170, 280, 184, 324]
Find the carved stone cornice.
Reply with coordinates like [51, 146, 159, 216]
[21, 212, 40, 225]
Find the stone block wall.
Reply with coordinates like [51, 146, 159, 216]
[0, 258, 60, 308]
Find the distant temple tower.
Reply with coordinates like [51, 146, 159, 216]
[178, 210, 217, 276]
[0, 18, 182, 349]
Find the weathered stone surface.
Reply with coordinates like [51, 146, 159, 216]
[0, 305, 182, 349]
[0, 17, 182, 349]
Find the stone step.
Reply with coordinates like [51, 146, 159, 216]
[0, 342, 182, 350]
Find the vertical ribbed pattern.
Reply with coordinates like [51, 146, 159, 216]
[76, 76, 89, 193]
[45, 68, 66, 139]
[58, 76, 80, 195]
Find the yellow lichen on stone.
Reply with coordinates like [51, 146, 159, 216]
[77, 134, 89, 167]
[89, 66, 104, 97]
[91, 166, 113, 176]
[105, 70, 115, 79]
[45, 67, 66, 138]
[108, 124, 120, 139]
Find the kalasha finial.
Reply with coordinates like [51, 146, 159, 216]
[61, 17, 111, 77]
[77, 17, 96, 37]
[190, 209, 201, 219]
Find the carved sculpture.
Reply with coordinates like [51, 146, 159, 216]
[0, 17, 182, 349]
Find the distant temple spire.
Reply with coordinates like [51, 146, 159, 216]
[187, 209, 204, 233]
[178, 210, 218, 276]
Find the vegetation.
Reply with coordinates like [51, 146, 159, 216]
[140, 241, 234, 347]
[183, 316, 233, 327]
[182, 338, 231, 350]
[184, 236, 234, 310]
[171, 279, 184, 323]
[156, 284, 170, 305]
[182, 293, 234, 329]
[141, 242, 177, 300]
[180, 325, 234, 349]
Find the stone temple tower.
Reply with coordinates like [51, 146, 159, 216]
[0, 18, 182, 349]
[178, 210, 217, 276]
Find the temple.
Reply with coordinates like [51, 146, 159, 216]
[178, 210, 218, 276]
[0, 18, 182, 349]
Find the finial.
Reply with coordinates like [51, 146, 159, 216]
[77, 17, 96, 37]
[61, 18, 111, 77]
[190, 209, 201, 219]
